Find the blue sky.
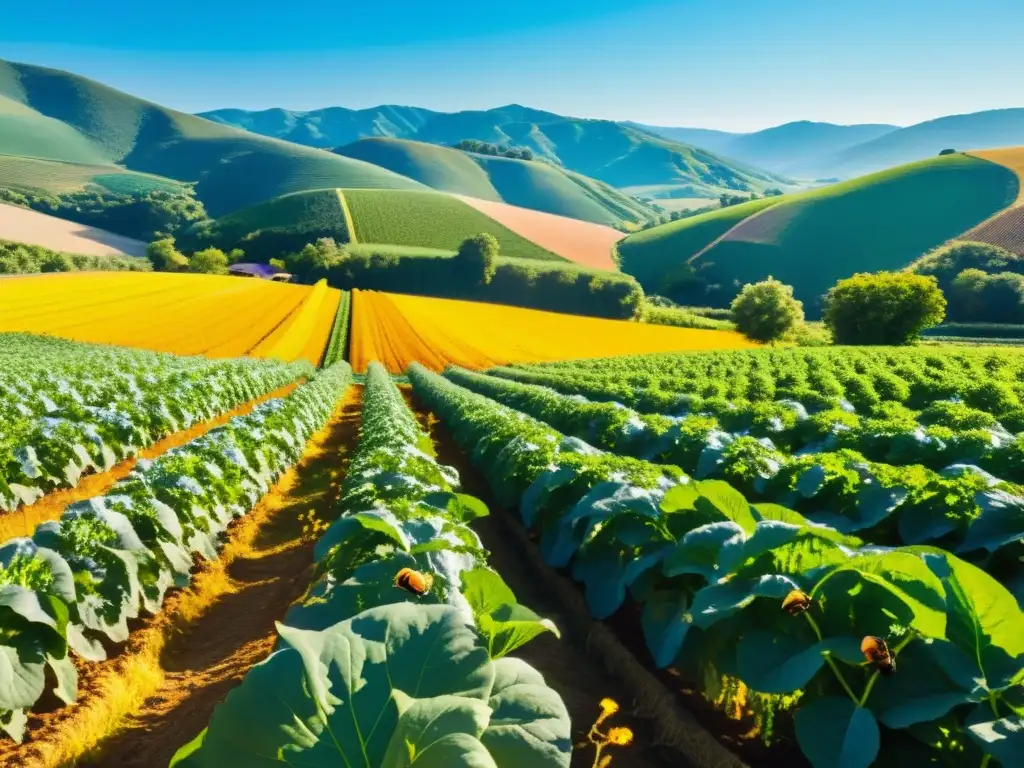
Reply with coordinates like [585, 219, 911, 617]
[2, 0, 1022, 131]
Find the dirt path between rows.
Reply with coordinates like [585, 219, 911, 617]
[402, 388, 683, 768]
[0, 381, 300, 543]
[0, 385, 363, 768]
[77, 384, 364, 768]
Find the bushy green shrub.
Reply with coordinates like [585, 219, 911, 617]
[730, 277, 804, 342]
[823, 271, 946, 345]
[0, 240, 149, 274]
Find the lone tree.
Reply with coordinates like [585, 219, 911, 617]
[187, 247, 229, 275]
[456, 233, 499, 285]
[823, 271, 946, 345]
[730, 277, 804, 343]
[146, 238, 188, 271]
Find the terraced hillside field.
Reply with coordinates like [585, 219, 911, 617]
[349, 288, 756, 373]
[0, 272, 341, 363]
[0, 203, 147, 257]
[958, 147, 1024, 255]
[0, 59, 423, 215]
[341, 189, 562, 261]
[620, 153, 1018, 310]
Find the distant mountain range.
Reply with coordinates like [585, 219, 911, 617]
[199, 104, 792, 200]
[636, 110, 1024, 179]
[202, 102, 1024, 185]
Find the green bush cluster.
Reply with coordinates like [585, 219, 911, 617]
[0, 240, 149, 274]
[0, 187, 208, 243]
[278, 237, 645, 319]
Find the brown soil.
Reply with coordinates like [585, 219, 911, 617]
[452, 194, 623, 270]
[0, 381, 300, 543]
[403, 388, 683, 768]
[0, 385, 363, 768]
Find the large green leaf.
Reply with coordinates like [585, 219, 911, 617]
[924, 551, 1024, 690]
[870, 640, 979, 729]
[795, 696, 880, 768]
[736, 630, 861, 695]
[965, 709, 1024, 768]
[0, 645, 45, 711]
[642, 589, 692, 668]
[662, 522, 745, 581]
[422, 492, 491, 525]
[480, 658, 573, 765]
[172, 604, 571, 767]
[462, 568, 559, 659]
[812, 551, 947, 639]
[693, 480, 758, 534]
[958, 489, 1024, 555]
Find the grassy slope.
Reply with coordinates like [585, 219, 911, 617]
[0, 155, 186, 195]
[334, 137, 655, 225]
[0, 60, 423, 215]
[691, 154, 1017, 311]
[342, 189, 563, 261]
[617, 197, 781, 289]
[202, 189, 350, 247]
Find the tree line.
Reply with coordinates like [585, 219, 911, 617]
[0, 186, 207, 243]
[451, 140, 535, 161]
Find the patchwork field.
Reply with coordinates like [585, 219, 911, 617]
[0, 202, 147, 256]
[341, 188, 562, 261]
[957, 147, 1024, 254]
[348, 288, 756, 373]
[0, 272, 340, 363]
[453, 193, 622, 269]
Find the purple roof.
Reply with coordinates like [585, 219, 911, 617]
[228, 263, 279, 278]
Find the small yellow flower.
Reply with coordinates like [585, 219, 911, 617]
[597, 756, 613, 768]
[599, 698, 619, 717]
[607, 727, 633, 747]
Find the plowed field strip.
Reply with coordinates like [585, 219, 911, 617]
[0, 381, 300, 543]
[0, 386, 364, 768]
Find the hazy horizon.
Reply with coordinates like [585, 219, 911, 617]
[4, 0, 1023, 132]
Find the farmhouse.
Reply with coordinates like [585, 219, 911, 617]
[227, 262, 292, 281]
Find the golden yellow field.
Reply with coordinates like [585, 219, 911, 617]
[350, 289, 757, 373]
[0, 272, 340, 364]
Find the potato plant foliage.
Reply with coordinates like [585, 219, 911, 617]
[411, 361, 1024, 768]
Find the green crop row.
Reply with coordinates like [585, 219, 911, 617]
[445, 365, 1024, 597]
[173, 362, 572, 767]
[0, 363, 352, 742]
[320, 290, 350, 367]
[0, 334, 308, 512]
[410, 364, 1024, 768]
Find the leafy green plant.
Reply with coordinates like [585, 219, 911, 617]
[171, 605, 572, 767]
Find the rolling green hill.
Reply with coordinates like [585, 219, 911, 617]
[333, 137, 656, 225]
[0, 59, 423, 216]
[201, 103, 792, 201]
[0, 155, 187, 195]
[189, 187, 564, 262]
[342, 189, 560, 261]
[619, 153, 1019, 313]
[617, 196, 783, 291]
